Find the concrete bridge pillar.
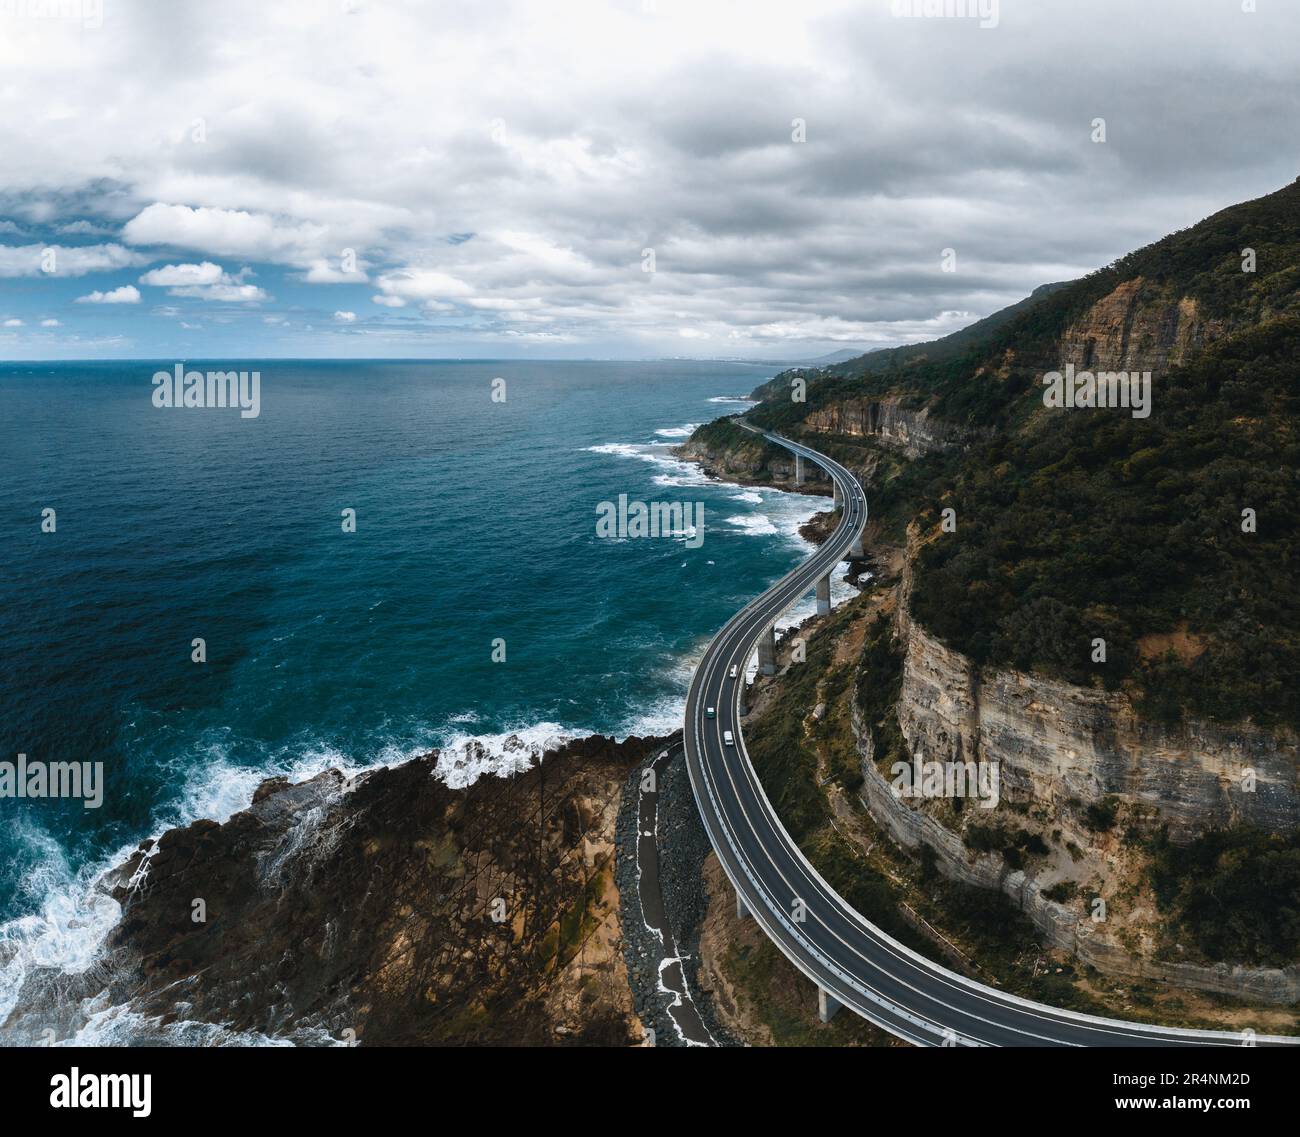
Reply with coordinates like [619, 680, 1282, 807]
[794, 454, 805, 485]
[816, 574, 831, 616]
[758, 624, 778, 676]
[737, 890, 752, 921]
[833, 479, 842, 510]
[849, 530, 864, 558]
[818, 987, 841, 1023]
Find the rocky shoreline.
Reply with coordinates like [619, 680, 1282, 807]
[613, 760, 667, 1040]
[614, 742, 737, 1046]
[2, 732, 666, 1047]
[653, 744, 738, 1043]
[672, 425, 833, 499]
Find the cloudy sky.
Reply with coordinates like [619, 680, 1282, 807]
[0, 0, 1297, 360]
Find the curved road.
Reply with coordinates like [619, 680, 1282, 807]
[683, 423, 1297, 1047]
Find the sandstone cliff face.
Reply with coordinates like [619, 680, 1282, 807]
[1057, 277, 1228, 375]
[896, 618, 1300, 845]
[894, 523, 1300, 844]
[855, 705, 1300, 1004]
[850, 531, 1300, 1003]
[801, 397, 958, 458]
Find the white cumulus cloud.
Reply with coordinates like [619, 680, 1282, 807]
[75, 285, 141, 304]
[138, 261, 268, 302]
[302, 258, 370, 284]
[168, 282, 268, 303]
[138, 261, 226, 287]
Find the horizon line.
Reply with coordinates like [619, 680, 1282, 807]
[0, 354, 849, 366]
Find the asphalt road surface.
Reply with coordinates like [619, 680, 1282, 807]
[683, 424, 1297, 1047]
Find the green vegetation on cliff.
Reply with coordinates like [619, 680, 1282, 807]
[721, 180, 1300, 729]
[911, 316, 1300, 728]
[685, 417, 784, 463]
[1149, 825, 1300, 967]
[855, 613, 906, 771]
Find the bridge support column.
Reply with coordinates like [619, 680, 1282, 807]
[849, 530, 864, 558]
[832, 479, 842, 510]
[758, 624, 778, 676]
[737, 891, 752, 921]
[794, 454, 805, 485]
[818, 987, 841, 1023]
[738, 679, 749, 716]
[816, 574, 831, 616]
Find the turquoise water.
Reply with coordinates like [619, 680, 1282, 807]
[0, 359, 838, 1016]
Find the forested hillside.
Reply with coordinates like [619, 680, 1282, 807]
[736, 180, 1300, 728]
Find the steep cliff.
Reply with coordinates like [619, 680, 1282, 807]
[689, 180, 1300, 1001]
[893, 527, 1300, 846]
[856, 527, 1300, 1001]
[896, 617, 1299, 842]
[800, 396, 961, 458]
[856, 703, 1300, 1004]
[1057, 278, 1227, 375]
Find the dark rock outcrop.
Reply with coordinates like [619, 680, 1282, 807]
[5, 734, 667, 1046]
[674, 427, 832, 495]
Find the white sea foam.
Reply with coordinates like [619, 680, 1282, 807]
[619, 693, 689, 739]
[651, 467, 712, 489]
[583, 440, 713, 489]
[758, 487, 834, 552]
[588, 423, 833, 555]
[585, 421, 830, 564]
[167, 737, 374, 836]
[726, 514, 779, 536]
[432, 721, 575, 788]
[653, 422, 700, 439]
[0, 732, 384, 1038]
[0, 824, 136, 1035]
[585, 441, 648, 460]
[58, 997, 343, 1047]
[707, 395, 757, 404]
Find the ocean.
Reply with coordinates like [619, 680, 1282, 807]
[0, 358, 851, 1038]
